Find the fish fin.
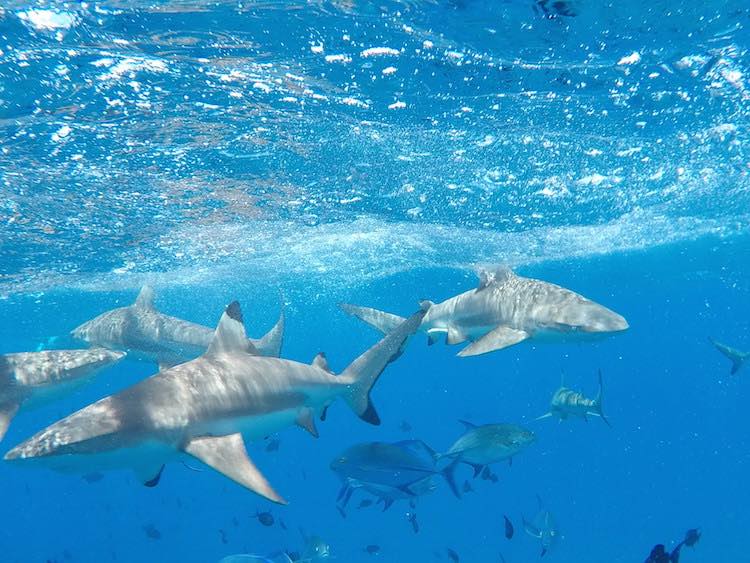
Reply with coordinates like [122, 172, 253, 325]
[183, 433, 286, 504]
[253, 301, 285, 357]
[522, 516, 541, 539]
[470, 463, 485, 478]
[458, 419, 478, 430]
[535, 412, 554, 421]
[0, 402, 20, 442]
[135, 464, 165, 487]
[594, 369, 612, 426]
[339, 303, 407, 335]
[397, 483, 419, 497]
[475, 265, 515, 291]
[206, 301, 253, 356]
[134, 285, 156, 309]
[441, 458, 462, 499]
[457, 326, 529, 357]
[336, 484, 349, 503]
[341, 306, 428, 425]
[709, 337, 747, 374]
[296, 408, 319, 438]
[157, 361, 179, 371]
[320, 405, 329, 421]
[427, 329, 442, 346]
[541, 547, 547, 557]
[311, 352, 333, 373]
[508, 457, 512, 467]
[381, 497, 394, 511]
[336, 505, 347, 519]
[446, 326, 469, 345]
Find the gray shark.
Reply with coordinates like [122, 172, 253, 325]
[523, 495, 558, 558]
[72, 286, 284, 368]
[5, 301, 427, 503]
[0, 348, 125, 441]
[341, 266, 628, 357]
[710, 338, 748, 375]
[536, 370, 610, 426]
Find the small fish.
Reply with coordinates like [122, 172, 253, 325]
[255, 511, 274, 527]
[219, 529, 228, 544]
[503, 515, 514, 539]
[399, 420, 412, 432]
[462, 481, 473, 494]
[644, 544, 681, 563]
[82, 472, 104, 483]
[143, 524, 161, 540]
[407, 511, 419, 534]
[358, 499, 374, 509]
[265, 437, 281, 452]
[364, 545, 380, 555]
[683, 528, 701, 547]
[446, 548, 460, 562]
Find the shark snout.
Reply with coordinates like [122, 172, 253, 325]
[561, 301, 629, 334]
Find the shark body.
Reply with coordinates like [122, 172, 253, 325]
[710, 338, 748, 375]
[6, 301, 426, 503]
[341, 267, 628, 357]
[72, 286, 284, 368]
[0, 348, 125, 441]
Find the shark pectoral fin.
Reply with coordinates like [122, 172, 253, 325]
[457, 326, 530, 357]
[446, 326, 469, 345]
[296, 408, 319, 438]
[0, 402, 20, 442]
[458, 419, 478, 430]
[183, 433, 286, 504]
[426, 329, 441, 346]
[135, 464, 165, 487]
[522, 517, 541, 539]
[535, 413, 553, 422]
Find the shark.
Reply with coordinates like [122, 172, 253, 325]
[341, 266, 628, 357]
[71, 286, 284, 369]
[523, 495, 558, 558]
[0, 348, 125, 441]
[5, 301, 427, 503]
[536, 370, 610, 426]
[710, 338, 748, 375]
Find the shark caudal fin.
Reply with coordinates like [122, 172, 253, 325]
[339, 303, 408, 335]
[252, 301, 285, 357]
[0, 402, 20, 442]
[340, 304, 429, 425]
[594, 369, 611, 427]
[710, 338, 748, 375]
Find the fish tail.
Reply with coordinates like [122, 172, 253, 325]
[340, 304, 429, 425]
[339, 303, 408, 335]
[253, 293, 285, 357]
[441, 457, 462, 499]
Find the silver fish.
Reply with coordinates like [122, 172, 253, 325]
[341, 266, 628, 357]
[442, 420, 535, 476]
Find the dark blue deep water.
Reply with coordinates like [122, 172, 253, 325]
[1, 1, 749, 562]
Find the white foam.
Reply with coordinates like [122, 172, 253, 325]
[17, 9, 78, 31]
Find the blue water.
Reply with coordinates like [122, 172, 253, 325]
[1, 1, 749, 561]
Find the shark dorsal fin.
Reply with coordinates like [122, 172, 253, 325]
[207, 301, 250, 356]
[312, 352, 332, 373]
[458, 419, 478, 430]
[476, 266, 515, 291]
[134, 286, 156, 309]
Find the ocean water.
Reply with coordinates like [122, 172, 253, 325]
[0, 1, 748, 562]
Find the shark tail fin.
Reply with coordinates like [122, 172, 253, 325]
[340, 305, 429, 425]
[710, 338, 747, 375]
[253, 300, 285, 357]
[339, 303, 408, 335]
[595, 369, 611, 427]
